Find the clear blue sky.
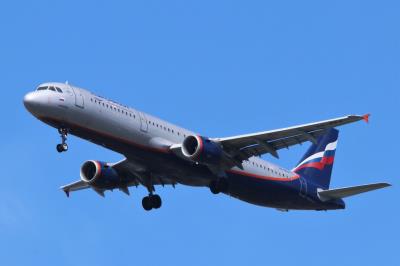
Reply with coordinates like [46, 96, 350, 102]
[0, 1, 398, 265]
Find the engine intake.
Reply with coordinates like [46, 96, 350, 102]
[80, 160, 101, 183]
[182, 135, 203, 159]
[182, 135, 223, 164]
[80, 160, 120, 189]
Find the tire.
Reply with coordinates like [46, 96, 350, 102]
[56, 144, 64, 153]
[151, 195, 162, 209]
[62, 143, 68, 151]
[142, 196, 152, 211]
[209, 181, 220, 194]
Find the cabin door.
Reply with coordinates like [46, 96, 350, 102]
[299, 177, 308, 198]
[138, 112, 148, 132]
[70, 86, 84, 108]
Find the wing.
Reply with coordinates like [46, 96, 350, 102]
[61, 180, 90, 197]
[61, 159, 177, 197]
[212, 114, 370, 162]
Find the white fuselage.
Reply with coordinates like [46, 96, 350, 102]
[24, 82, 297, 187]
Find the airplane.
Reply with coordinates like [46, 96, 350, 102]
[23, 82, 391, 211]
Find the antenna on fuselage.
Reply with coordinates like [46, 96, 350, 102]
[65, 80, 69, 85]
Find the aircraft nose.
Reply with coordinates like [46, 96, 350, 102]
[23, 92, 40, 113]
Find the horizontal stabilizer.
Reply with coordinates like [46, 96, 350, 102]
[318, 183, 391, 201]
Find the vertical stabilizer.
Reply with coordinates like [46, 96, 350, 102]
[293, 128, 339, 189]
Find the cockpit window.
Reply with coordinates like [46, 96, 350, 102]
[36, 86, 63, 93]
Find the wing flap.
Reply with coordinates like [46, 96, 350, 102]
[318, 183, 391, 200]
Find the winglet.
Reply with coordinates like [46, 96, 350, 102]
[63, 189, 70, 198]
[362, 114, 371, 123]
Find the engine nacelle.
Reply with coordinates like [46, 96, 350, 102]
[182, 135, 223, 165]
[80, 160, 120, 189]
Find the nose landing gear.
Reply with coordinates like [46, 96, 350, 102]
[57, 128, 69, 153]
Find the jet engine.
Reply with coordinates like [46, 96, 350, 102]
[181, 135, 223, 165]
[80, 160, 120, 189]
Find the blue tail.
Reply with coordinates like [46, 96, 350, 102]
[293, 128, 339, 189]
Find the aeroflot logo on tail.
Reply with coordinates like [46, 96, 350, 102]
[293, 141, 337, 172]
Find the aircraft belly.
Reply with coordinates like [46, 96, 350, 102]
[225, 172, 340, 210]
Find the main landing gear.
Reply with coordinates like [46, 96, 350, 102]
[142, 194, 162, 211]
[56, 128, 69, 153]
[209, 178, 229, 194]
[142, 176, 162, 211]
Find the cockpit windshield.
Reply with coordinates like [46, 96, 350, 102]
[36, 86, 63, 93]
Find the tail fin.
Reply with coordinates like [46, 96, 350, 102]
[293, 128, 339, 189]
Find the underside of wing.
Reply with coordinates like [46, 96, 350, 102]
[61, 180, 90, 197]
[60, 158, 178, 198]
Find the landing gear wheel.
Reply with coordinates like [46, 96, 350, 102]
[210, 181, 220, 194]
[56, 143, 68, 153]
[56, 144, 64, 153]
[151, 194, 162, 209]
[142, 196, 153, 211]
[209, 179, 229, 194]
[142, 195, 162, 211]
[62, 143, 68, 152]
